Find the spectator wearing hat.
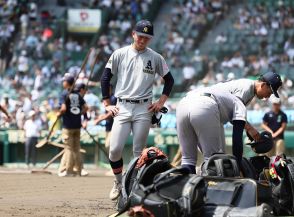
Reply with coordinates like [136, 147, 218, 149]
[23, 110, 42, 168]
[261, 96, 288, 157]
[57, 75, 88, 177]
[17, 50, 29, 76]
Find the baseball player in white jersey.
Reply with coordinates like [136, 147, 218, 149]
[100, 20, 174, 200]
[177, 72, 282, 174]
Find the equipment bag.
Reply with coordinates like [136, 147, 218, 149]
[204, 175, 273, 208]
[269, 156, 294, 215]
[203, 203, 274, 217]
[240, 157, 258, 180]
[249, 156, 270, 176]
[129, 167, 207, 217]
[204, 176, 257, 208]
[117, 147, 172, 213]
[201, 153, 240, 177]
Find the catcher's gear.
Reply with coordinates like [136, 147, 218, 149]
[246, 131, 273, 154]
[151, 106, 168, 126]
[136, 147, 167, 169]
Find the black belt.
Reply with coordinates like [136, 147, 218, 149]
[200, 93, 217, 102]
[118, 98, 149, 104]
[200, 93, 212, 98]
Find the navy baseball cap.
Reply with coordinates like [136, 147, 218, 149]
[62, 74, 74, 85]
[75, 83, 86, 91]
[134, 20, 153, 38]
[261, 72, 282, 98]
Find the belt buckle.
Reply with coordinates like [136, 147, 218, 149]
[129, 100, 137, 104]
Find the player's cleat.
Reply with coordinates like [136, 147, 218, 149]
[109, 180, 122, 200]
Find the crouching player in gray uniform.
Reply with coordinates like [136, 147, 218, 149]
[100, 20, 174, 200]
[177, 72, 282, 174]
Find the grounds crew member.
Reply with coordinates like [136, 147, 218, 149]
[57, 75, 88, 177]
[100, 20, 174, 200]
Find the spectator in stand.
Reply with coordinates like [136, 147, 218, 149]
[33, 66, 43, 91]
[23, 110, 42, 168]
[28, 2, 38, 21]
[17, 50, 29, 76]
[20, 11, 29, 37]
[230, 52, 245, 68]
[182, 63, 196, 89]
[215, 32, 227, 44]
[284, 36, 294, 64]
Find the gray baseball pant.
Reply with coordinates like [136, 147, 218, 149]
[109, 100, 152, 162]
[176, 95, 225, 166]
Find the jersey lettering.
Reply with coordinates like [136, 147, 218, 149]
[69, 93, 80, 115]
[143, 60, 154, 74]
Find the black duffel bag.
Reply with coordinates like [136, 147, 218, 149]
[249, 155, 270, 177]
[117, 157, 172, 213]
[129, 167, 207, 217]
[203, 203, 274, 217]
[269, 156, 294, 215]
[201, 153, 240, 177]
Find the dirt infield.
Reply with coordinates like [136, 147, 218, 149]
[0, 167, 117, 217]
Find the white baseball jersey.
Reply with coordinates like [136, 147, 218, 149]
[212, 79, 255, 106]
[187, 87, 247, 124]
[105, 45, 169, 100]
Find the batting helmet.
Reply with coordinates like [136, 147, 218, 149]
[246, 131, 273, 154]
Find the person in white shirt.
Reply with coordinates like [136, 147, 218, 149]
[182, 63, 196, 88]
[23, 110, 42, 167]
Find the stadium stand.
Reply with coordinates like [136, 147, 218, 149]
[0, 0, 294, 131]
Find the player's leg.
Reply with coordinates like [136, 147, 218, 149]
[132, 101, 152, 157]
[58, 129, 74, 176]
[72, 129, 82, 175]
[108, 103, 132, 200]
[65, 129, 75, 173]
[132, 119, 151, 157]
[176, 98, 198, 174]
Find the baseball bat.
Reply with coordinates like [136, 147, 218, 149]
[35, 48, 93, 148]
